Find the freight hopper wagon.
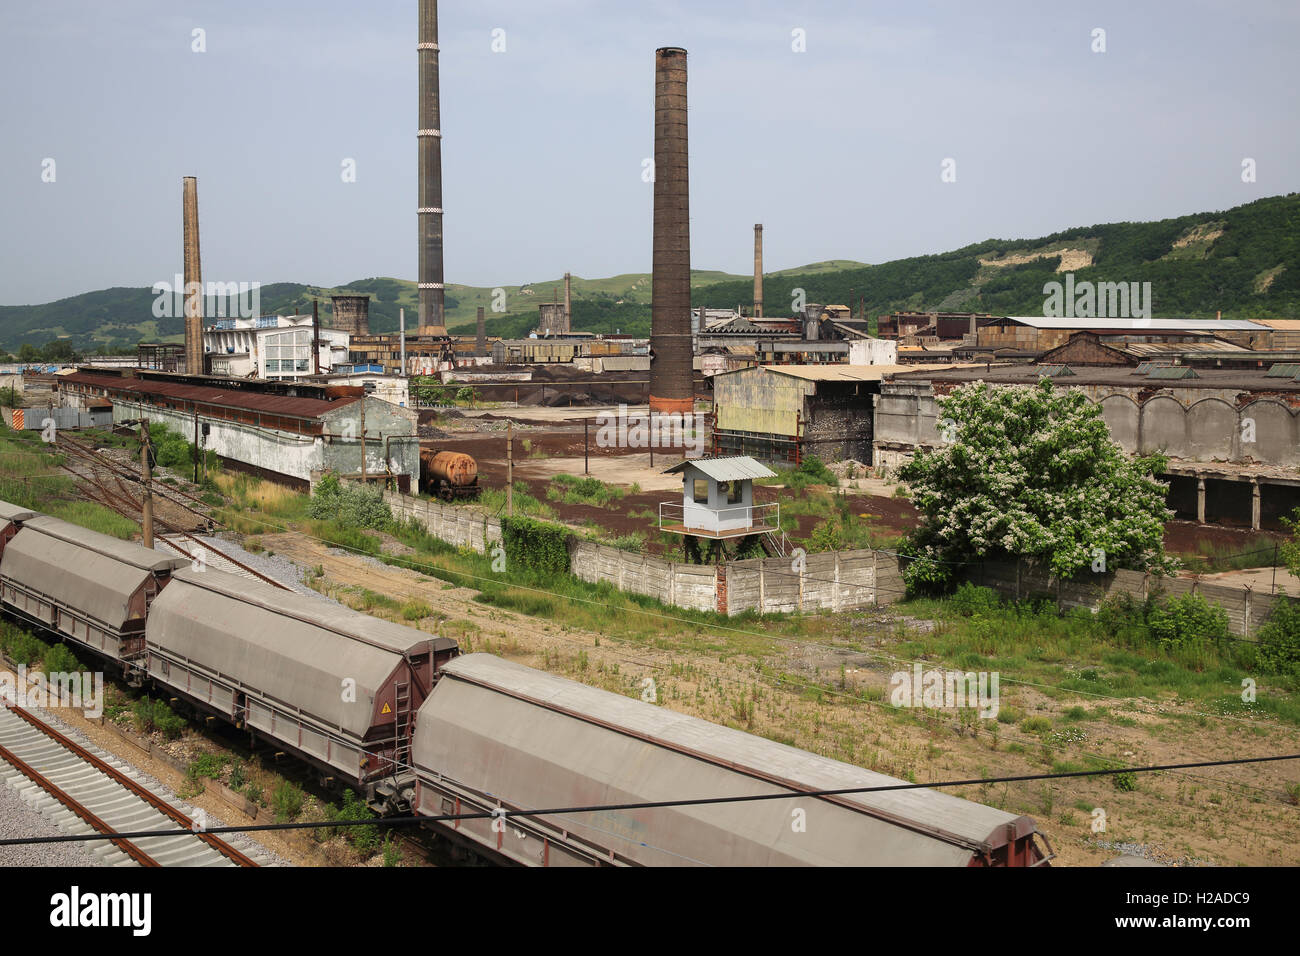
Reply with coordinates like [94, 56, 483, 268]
[413, 655, 1049, 866]
[0, 505, 188, 669]
[145, 568, 459, 804]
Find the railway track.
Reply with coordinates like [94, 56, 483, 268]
[53, 432, 292, 591]
[0, 702, 263, 867]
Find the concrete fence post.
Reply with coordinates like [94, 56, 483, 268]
[1244, 586, 1252, 639]
[833, 552, 841, 613]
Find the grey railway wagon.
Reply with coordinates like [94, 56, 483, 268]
[146, 567, 457, 784]
[413, 654, 1046, 866]
[0, 512, 187, 662]
[0, 501, 36, 561]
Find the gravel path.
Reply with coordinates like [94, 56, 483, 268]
[153, 533, 336, 604]
[0, 776, 103, 867]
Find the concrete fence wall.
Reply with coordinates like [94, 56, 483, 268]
[381, 489, 901, 616]
[968, 559, 1291, 638]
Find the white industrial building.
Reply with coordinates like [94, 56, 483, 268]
[205, 315, 349, 380]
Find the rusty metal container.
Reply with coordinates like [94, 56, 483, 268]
[422, 450, 480, 499]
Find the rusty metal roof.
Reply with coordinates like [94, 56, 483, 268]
[60, 371, 359, 420]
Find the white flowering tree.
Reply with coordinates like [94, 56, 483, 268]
[898, 379, 1177, 592]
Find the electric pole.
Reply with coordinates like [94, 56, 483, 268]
[506, 421, 514, 517]
[140, 419, 154, 549]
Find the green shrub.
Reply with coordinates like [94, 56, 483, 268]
[1147, 592, 1229, 651]
[322, 789, 380, 852]
[501, 516, 571, 575]
[1254, 595, 1300, 674]
[272, 780, 305, 822]
[949, 583, 1003, 617]
[309, 472, 393, 530]
[42, 643, 81, 675]
[401, 600, 432, 621]
[131, 697, 186, 739]
[1020, 715, 1053, 735]
[1113, 771, 1138, 792]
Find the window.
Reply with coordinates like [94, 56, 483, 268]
[693, 478, 709, 504]
[727, 481, 742, 504]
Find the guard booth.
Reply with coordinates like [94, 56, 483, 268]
[658, 456, 785, 560]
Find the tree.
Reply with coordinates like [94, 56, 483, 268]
[898, 379, 1177, 592]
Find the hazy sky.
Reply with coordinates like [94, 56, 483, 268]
[2, 0, 1298, 305]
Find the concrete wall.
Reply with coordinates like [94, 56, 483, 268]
[967, 559, 1293, 638]
[849, 339, 898, 366]
[381, 489, 901, 616]
[2, 405, 110, 430]
[875, 380, 1300, 471]
[111, 395, 418, 487]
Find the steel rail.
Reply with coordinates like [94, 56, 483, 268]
[0, 740, 160, 866]
[4, 703, 258, 867]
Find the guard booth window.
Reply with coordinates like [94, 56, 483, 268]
[727, 481, 742, 504]
[693, 478, 709, 503]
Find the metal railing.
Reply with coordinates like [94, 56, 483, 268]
[658, 500, 780, 535]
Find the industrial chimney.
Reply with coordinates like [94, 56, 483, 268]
[476, 306, 486, 356]
[417, 0, 446, 335]
[649, 47, 693, 416]
[331, 294, 371, 336]
[182, 177, 203, 375]
[564, 272, 573, 332]
[753, 224, 763, 318]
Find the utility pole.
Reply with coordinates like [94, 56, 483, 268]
[359, 403, 367, 485]
[584, 418, 589, 476]
[140, 419, 153, 549]
[506, 421, 514, 517]
[193, 406, 200, 484]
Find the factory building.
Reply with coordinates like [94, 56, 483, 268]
[58, 369, 419, 490]
[205, 315, 350, 379]
[710, 363, 965, 464]
[966, 316, 1271, 357]
[874, 362, 1300, 530]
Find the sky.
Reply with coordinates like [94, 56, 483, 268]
[2, 0, 1298, 305]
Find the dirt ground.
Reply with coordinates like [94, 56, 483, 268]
[257, 528, 1300, 867]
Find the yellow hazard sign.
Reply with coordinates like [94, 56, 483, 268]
[381, 702, 392, 715]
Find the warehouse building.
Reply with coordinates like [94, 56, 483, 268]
[58, 370, 419, 490]
[874, 362, 1300, 529]
[968, 316, 1271, 357]
[710, 363, 966, 464]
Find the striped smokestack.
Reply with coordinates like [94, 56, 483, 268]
[417, 0, 446, 334]
[753, 224, 763, 318]
[182, 176, 203, 375]
[649, 47, 693, 416]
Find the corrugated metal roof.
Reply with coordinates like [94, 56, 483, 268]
[148, 568, 454, 739]
[663, 456, 776, 481]
[60, 371, 359, 420]
[997, 316, 1268, 331]
[417, 655, 1026, 863]
[723, 362, 987, 382]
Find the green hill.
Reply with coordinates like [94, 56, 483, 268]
[3, 193, 1297, 354]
